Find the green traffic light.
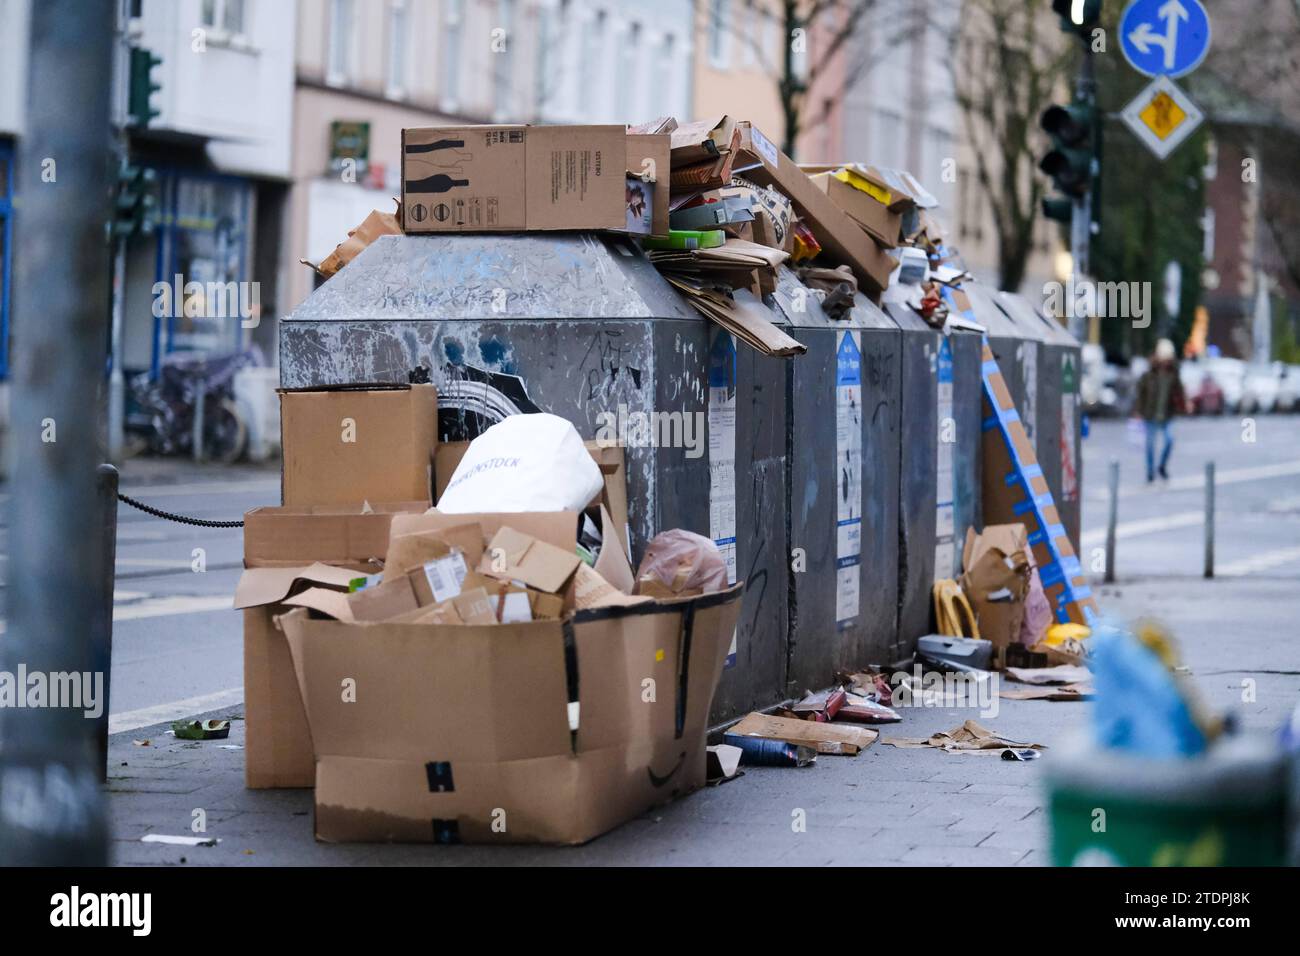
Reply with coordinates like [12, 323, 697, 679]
[128, 47, 162, 128]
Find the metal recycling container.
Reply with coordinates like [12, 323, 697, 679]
[278, 232, 787, 723]
[880, 290, 984, 651]
[703, 306, 791, 723]
[946, 325, 985, 577]
[770, 266, 902, 687]
[963, 283, 1050, 464]
[996, 291, 1084, 550]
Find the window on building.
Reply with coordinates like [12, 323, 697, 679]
[534, 4, 550, 116]
[655, 33, 676, 119]
[201, 0, 246, 36]
[442, 0, 464, 111]
[326, 0, 356, 87]
[708, 0, 730, 69]
[386, 0, 410, 99]
[493, 0, 517, 120]
[740, 0, 757, 66]
[618, 23, 642, 121]
[1201, 207, 1216, 263]
[582, 10, 607, 121]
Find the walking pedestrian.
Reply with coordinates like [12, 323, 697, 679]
[1134, 338, 1186, 483]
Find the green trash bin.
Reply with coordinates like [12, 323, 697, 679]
[1046, 734, 1287, 866]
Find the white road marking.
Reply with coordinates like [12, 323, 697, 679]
[1080, 510, 1204, 547]
[114, 527, 171, 542]
[116, 557, 200, 569]
[1087, 458, 1300, 501]
[112, 595, 233, 621]
[0, 593, 230, 633]
[109, 687, 243, 734]
[1215, 545, 1300, 577]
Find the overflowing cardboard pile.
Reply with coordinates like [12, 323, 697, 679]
[234, 385, 743, 844]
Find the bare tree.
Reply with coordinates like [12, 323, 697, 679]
[948, 0, 1071, 291]
[720, 0, 917, 157]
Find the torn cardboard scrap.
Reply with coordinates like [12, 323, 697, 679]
[728, 712, 878, 755]
[881, 720, 1046, 756]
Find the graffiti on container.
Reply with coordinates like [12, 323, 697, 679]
[578, 329, 643, 403]
[436, 360, 541, 441]
[865, 346, 895, 427]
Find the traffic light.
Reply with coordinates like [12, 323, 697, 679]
[113, 165, 158, 240]
[1039, 102, 1096, 222]
[1051, 0, 1101, 34]
[128, 47, 162, 128]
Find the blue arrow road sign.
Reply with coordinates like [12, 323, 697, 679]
[1119, 0, 1211, 78]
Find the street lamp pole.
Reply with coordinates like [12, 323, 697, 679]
[0, 0, 116, 865]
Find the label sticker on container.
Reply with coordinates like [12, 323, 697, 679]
[423, 552, 468, 603]
[836, 331, 863, 623]
[709, 331, 739, 667]
[935, 336, 956, 581]
[1021, 341, 1038, 443]
[1061, 355, 1079, 502]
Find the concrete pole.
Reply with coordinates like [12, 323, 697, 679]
[1104, 457, 1119, 584]
[1204, 461, 1216, 579]
[0, 0, 115, 865]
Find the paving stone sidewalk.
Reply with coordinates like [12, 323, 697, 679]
[106, 575, 1297, 866]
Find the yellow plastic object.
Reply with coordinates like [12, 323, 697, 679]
[1044, 622, 1091, 646]
[932, 580, 980, 639]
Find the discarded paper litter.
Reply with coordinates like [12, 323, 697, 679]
[881, 720, 1046, 756]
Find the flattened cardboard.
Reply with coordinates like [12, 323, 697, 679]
[402, 125, 630, 234]
[733, 122, 895, 298]
[806, 169, 903, 247]
[280, 384, 438, 507]
[382, 522, 484, 582]
[980, 342, 1097, 625]
[243, 502, 429, 568]
[480, 526, 582, 594]
[727, 712, 879, 755]
[281, 584, 743, 844]
[390, 509, 576, 556]
[240, 503, 426, 789]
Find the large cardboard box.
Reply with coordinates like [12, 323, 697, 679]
[732, 122, 896, 297]
[402, 125, 647, 234]
[805, 166, 904, 248]
[280, 584, 742, 844]
[279, 384, 438, 507]
[980, 342, 1097, 625]
[959, 524, 1031, 668]
[234, 503, 427, 788]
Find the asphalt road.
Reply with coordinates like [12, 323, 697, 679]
[1079, 413, 1300, 580]
[4, 412, 1295, 734]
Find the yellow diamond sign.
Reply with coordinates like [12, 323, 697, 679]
[1140, 92, 1187, 140]
[1121, 76, 1203, 160]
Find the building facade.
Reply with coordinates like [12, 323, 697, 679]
[286, 0, 695, 314]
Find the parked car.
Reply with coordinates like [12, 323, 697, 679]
[1241, 362, 1283, 414]
[1180, 361, 1225, 415]
[1204, 357, 1246, 414]
[1277, 365, 1300, 413]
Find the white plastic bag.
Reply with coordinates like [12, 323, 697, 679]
[438, 413, 604, 514]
